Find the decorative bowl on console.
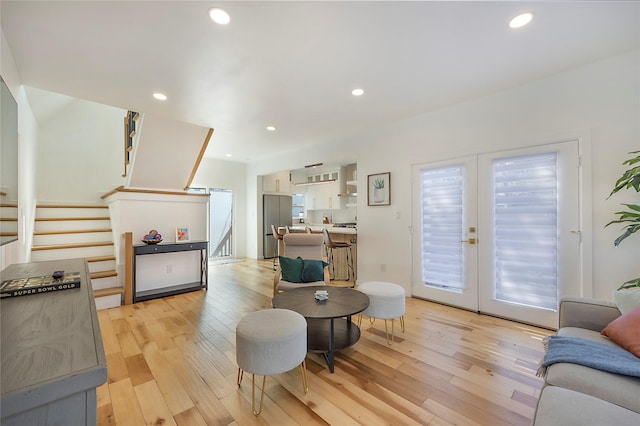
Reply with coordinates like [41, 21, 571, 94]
[142, 229, 163, 244]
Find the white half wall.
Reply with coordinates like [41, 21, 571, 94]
[104, 190, 209, 289]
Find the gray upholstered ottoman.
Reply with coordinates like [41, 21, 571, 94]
[357, 281, 406, 344]
[236, 308, 308, 415]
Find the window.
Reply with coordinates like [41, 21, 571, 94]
[420, 165, 465, 291]
[292, 193, 304, 218]
[493, 152, 558, 310]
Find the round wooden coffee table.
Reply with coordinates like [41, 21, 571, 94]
[272, 286, 369, 373]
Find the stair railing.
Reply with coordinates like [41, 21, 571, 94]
[122, 111, 139, 178]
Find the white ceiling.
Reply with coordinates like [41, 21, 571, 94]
[2, 1, 639, 163]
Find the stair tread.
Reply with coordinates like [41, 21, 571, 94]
[35, 217, 110, 221]
[94, 287, 125, 297]
[87, 255, 116, 262]
[34, 228, 112, 235]
[91, 270, 117, 279]
[37, 204, 108, 209]
[33, 202, 119, 307]
[32, 241, 114, 251]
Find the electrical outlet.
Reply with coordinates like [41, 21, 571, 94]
[166, 264, 173, 273]
[380, 263, 386, 272]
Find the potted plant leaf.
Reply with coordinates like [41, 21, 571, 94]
[606, 150, 640, 290]
[373, 178, 385, 203]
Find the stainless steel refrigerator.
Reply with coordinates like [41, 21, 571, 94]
[263, 194, 292, 258]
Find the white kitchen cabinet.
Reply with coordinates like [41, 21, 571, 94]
[305, 180, 340, 210]
[262, 170, 291, 194]
[338, 164, 357, 208]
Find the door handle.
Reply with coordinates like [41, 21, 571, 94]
[461, 238, 476, 244]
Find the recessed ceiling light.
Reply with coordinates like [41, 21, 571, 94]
[509, 12, 533, 29]
[225, 153, 232, 157]
[153, 93, 167, 101]
[352, 88, 364, 96]
[266, 126, 276, 131]
[209, 8, 230, 25]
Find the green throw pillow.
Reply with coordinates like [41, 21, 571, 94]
[279, 256, 303, 283]
[301, 259, 329, 283]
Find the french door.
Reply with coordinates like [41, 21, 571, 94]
[411, 141, 581, 328]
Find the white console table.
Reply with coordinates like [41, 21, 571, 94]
[0, 258, 107, 426]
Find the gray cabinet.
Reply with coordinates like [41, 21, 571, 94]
[1, 258, 107, 426]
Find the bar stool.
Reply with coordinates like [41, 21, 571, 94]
[285, 225, 312, 234]
[322, 228, 354, 282]
[271, 224, 284, 271]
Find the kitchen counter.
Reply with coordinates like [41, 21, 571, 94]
[283, 224, 357, 235]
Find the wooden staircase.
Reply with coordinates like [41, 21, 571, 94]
[31, 204, 123, 309]
[0, 202, 19, 241]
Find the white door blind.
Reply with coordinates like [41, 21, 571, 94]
[420, 165, 465, 291]
[493, 153, 558, 310]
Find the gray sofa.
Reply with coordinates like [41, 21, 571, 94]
[533, 296, 640, 425]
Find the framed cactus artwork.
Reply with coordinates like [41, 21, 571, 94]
[367, 172, 391, 206]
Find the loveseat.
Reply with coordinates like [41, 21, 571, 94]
[533, 296, 640, 425]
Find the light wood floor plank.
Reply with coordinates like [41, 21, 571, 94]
[161, 345, 236, 425]
[97, 258, 552, 426]
[173, 406, 209, 426]
[109, 378, 146, 425]
[142, 341, 195, 415]
[105, 351, 128, 384]
[115, 330, 142, 358]
[266, 383, 329, 425]
[124, 353, 154, 386]
[134, 380, 178, 426]
[97, 309, 121, 355]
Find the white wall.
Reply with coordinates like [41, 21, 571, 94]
[37, 98, 125, 202]
[191, 157, 248, 258]
[249, 49, 640, 300]
[1, 27, 38, 269]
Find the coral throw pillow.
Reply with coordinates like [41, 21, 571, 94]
[602, 304, 640, 358]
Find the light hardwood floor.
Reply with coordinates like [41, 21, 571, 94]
[96, 259, 552, 426]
